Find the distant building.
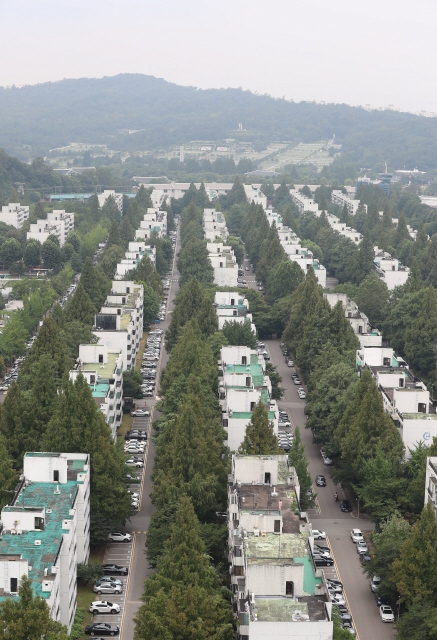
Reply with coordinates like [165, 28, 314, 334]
[26, 210, 74, 247]
[0, 203, 29, 229]
[97, 190, 123, 214]
[0, 452, 90, 632]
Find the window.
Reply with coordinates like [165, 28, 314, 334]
[399, 378, 405, 388]
[90, 375, 95, 384]
[233, 565, 244, 576]
[98, 354, 104, 363]
[34, 517, 44, 531]
[265, 472, 271, 484]
[274, 519, 281, 533]
[383, 357, 390, 367]
[246, 377, 251, 387]
[285, 581, 294, 596]
[10, 578, 17, 593]
[53, 470, 59, 482]
[233, 310, 237, 316]
[358, 326, 363, 334]
[242, 356, 247, 365]
[122, 297, 126, 304]
[126, 287, 130, 293]
[231, 298, 235, 305]
[220, 262, 223, 268]
[418, 403, 427, 413]
[250, 402, 256, 411]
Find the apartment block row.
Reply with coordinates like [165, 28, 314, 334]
[373, 247, 410, 290]
[265, 208, 327, 287]
[0, 452, 90, 632]
[114, 205, 167, 279]
[27, 210, 75, 247]
[203, 209, 239, 287]
[325, 291, 437, 455]
[227, 454, 333, 639]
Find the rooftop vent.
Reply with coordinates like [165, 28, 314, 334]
[34, 540, 41, 546]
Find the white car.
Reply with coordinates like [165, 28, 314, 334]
[131, 409, 150, 417]
[370, 576, 381, 593]
[356, 540, 368, 555]
[330, 593, 346, 606]
[126, 458, 144, 468]
[107, 532, 132, 543]
[379, 605, 395, 623]
[89, 601, 120, 614]
[350, 529, 364, 543]
[312, 529, 326, 540]
[287, 361, 294, 367]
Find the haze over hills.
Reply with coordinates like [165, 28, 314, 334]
[1, 73, 437, 171]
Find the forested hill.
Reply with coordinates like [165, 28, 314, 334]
[1, 73, 437, 170]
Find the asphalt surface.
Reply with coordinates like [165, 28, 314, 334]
[120, 227, 180, 640]
[243, 258, 395, 640]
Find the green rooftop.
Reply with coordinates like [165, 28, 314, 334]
[0, 481, 79, 600]
[232, 411, 276, 420]
[120, 312, 131, 330]
[255, 597, 309, 621]
[81, 352, 118, 380]
[225, 353, 264, 388]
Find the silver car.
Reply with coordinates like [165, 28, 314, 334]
[93, 583, 122, 595]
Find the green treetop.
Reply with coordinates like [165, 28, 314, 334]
[238, 399, 281, 455]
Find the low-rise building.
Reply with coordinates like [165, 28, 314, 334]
[244, 185, 267, 208]
[207, 241, 239, 287]
[0, 203, 29, 229]
[93, 281, 143, 370]
[289, 190, 319, 215]
[373, 248, 410, 290]
[203, 209, 229, 242]
[27, 210, 74, 247]
[214, 292, 254, 330]
[114, 244, 156, 280]
[70, 345, 123, 439]
[228, 455, 332, 640]
[219, 346, 278, 451]
[324, 292, 370, 336]
[97, 190, 123, 213]
[0, 452, 90, 632]
[331, 190, 364, 216]
[135, 208, 167, 240]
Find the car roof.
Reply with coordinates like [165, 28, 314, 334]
[352, 528, 362, 533]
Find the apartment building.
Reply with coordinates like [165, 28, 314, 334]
[356, 345, 437, 453]
[218, 346, 279, 452]
[323, 212, 362, 245]
[214, 292, 255, 331]
[70, 345, 123, 439]
[207, 241, 239, 287]
[27, 210, 75, 247]
[114, 244, 156, 280]
[244, 185, 267, 208]
[135, 208, 167, 240]
[324, 292, 371, 336]
[203, 209, 229, 242]
[93, 280, 144, 370]
[424, 457, 437, 514]
[331, 190, 364, 216]
[373, 248, 410, 290]
[0, 452, 90, 632]
[289, 190, 319, 215]
[0, 203, 29, 229]
[228, 455, 333, 640]
[97, 190, 123, 213]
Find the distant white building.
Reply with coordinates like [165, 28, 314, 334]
[207, 241, 239, 287]
[27, 210, 74, 247]
[244, 185, 267, 208]
[98, 190, 123, 213]
[373, 248, 409, 290]
[289, 189, 319, 214]
[135, 208, 167, 240]
[0, 452, 90, 632]
[0, 203, 29, 229]
[331, 190, 365, 216]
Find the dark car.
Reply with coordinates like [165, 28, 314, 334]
[315, 475, 326, 487]
[340, 500, 352, 512]
[360, 553, 372, 564]
[102, 564, 128, 576]
[85, 623, 120, 636]
[375, 595, 390, 607]
[314, 555, 334, 566]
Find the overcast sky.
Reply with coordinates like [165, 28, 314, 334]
[1, 0, 436, 113]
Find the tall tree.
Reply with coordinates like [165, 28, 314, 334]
[222, 320, 257, 348]
[288, 426, 314, 511]
[404, 284, 437, 380]
[238, 399, 280, 455]
[64, 281, 97, 325]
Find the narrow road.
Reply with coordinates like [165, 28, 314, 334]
[121, 225, 181, 640]
[243, 257, 395, 640]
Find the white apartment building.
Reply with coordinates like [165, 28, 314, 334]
[244, 185, 267, 208]
[27, 210, 74, 247]
[289, 189, 319, 214]
[134, 208, 167, 240]
[324, 212, 362, 245]
[218, 346, 279, 452]
[93, 281, 144, 370]
[373, 248, 410, 290]
[114, 245, 156, 280]
[97, 190, 123, 213]
[0, 452, 90, 632]
[70, 345, 124, 440]
[331, 190, 364, 216]
[207, 241, 239, 287]
[214, 291, 255, 331]
[228, 455, 333, 640]
[356, 346, 437, 454]
[203, 209, 229, 242]
[0, 203, 29, 229]
[324, 292, 371, 336]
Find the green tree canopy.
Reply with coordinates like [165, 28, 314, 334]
[238, 399, 280, 455]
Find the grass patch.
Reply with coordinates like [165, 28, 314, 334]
[75, 545, 107, 638]
[135, 333, 148, 372]
[118, 412, 133, 443]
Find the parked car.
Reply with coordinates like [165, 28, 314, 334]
[293, 378, 301, 385]
[89, 601, 120, 614]
[370, 576, 381, 593]
[312, 529, 326, 539]
[287, 360, 294, 367]
[297, 388, 306, 399]
[340, 500, 352, 512]
[315, 475, 326, 487]
[350, 529, 364, 543]
[95, 577, 123, 587]
[314, 556, 333, 567]
[125, 458, 144, 468]
[322, 453, 333, 466]
[107, 532, 132, 543]
[85, 622, 120, 636]
[102, 564, 128, 576]
[379, 605, 395, 623]
[93, 583, 122, 595]
[356, 540, 369, 555]
[131, 409, 150, 417]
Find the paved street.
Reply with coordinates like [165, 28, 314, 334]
[243, 257, 395, 640]
[120, 226, 180, 640]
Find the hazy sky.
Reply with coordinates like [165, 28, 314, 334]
[1, 0, 436, 113]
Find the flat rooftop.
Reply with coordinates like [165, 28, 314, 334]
[225, 353, 264, 387]
[254, 595, 328, 622]
[0, 479, 79, 599]
[81, 352, 118, 380]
